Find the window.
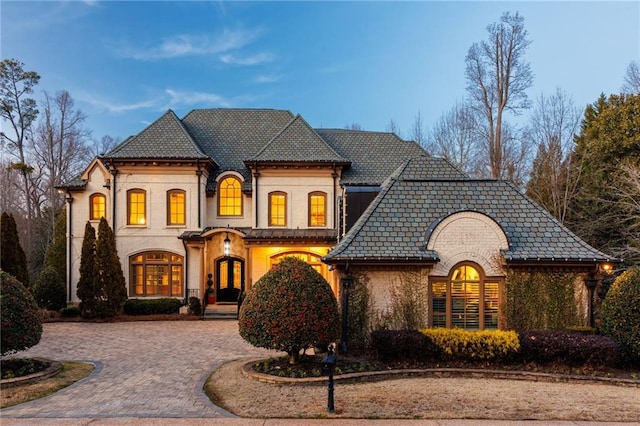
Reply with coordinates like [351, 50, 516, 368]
[308, 192, 327, 227]
[429, 264, 500, 330]
[90, 193, 106, 220]
[130, 251, 183, 297]
[269, 191, 287, 226]
[218, 176, 242, 216]
[167, 189, 186, 225]
[127, 189, 146, 225]
[270, 252, 328, 281]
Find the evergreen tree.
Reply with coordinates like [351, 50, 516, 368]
[1, 212, 30, 287]
[77, 221, 98, 318]
[567, 93, 640, 265]
[43, 209, 67, 283]
[95, 217, 127, 316]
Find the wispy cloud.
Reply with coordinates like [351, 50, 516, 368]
[219, 52, 274, 66]
[164, 88, 231, 108]
[82, 94, 159, 113]
[253, 74, 282, 84]
[117, 28, 262, 61]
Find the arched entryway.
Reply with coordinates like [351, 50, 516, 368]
[215, 257, 244, 303]
[429, 262, 502, 330]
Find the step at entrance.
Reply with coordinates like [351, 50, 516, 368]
[203, 303, 238, 320]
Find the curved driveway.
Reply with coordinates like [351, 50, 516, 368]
[2, 321, 276, 419]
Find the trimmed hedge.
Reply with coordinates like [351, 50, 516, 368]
[421, 328, 520, 361]
[517, 330, 618, 367]
[60, 306, 81, 318]
[1, 272, 42, 356]
[370, 329, 431, 362]
[123, 298, 182, 315]
[188, 297, 202, 316]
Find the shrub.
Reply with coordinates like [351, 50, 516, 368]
[564, 326, 596, 335]
[1, 212, 30, 287]
[421, 328, 520, 361]
[33, 266, 67, 311]
[239, 257, 340, 364]
[1, 272, 42, 356]
[377, 270, 428, 330]
[188, 296, 202, 316]
[343, 271, 376, 352]
[517, 330, 618, 367]
[599, 267, 640, 365]
[370, 329, 431, 362]
[123, 298, 182, 315]
[60, 306, 81, 318]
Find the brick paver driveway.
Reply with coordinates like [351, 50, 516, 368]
[1, 321, 276, 419]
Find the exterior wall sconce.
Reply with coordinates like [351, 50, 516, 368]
[599, 262, 614, 275]
[103, 179, 111, 189]
[223, 226, 231, 258]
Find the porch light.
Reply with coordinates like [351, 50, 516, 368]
[600, 262, 614, 275]
[223, 228, 231, 258]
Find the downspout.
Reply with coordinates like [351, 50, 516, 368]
[253, 162, 260, 228]
[196, 161, 202, 228]
[332, 164, 338, 231]
[182, 239, 189, 305]
[109, 161, 118, 230]
[66, 192, 73, 303]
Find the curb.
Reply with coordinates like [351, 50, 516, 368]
[0, 358, 62, 388]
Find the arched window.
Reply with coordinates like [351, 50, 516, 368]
[268, 191, 287, 226]
[308, 191, 327, 227]
[167, 189, 186, 225]
[130, 251, 183, 297]
[90, 193, 106, 220]
[430, 263, 501, 330]
[127, 189, 146, 225]
[218, 176, 242, 216]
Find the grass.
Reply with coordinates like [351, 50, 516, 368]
[0, 361, 94, 409]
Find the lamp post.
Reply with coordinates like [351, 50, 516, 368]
[339, 277, 353, 353]
[321, 344, 336, 413]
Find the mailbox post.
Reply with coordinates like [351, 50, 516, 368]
[321, 344, 336, 413]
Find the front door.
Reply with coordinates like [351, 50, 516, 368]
[216, 257, 244, 303]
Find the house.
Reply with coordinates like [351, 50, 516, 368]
[59, 108, 615, 329]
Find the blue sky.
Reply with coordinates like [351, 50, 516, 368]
[2, 1, 639, 143]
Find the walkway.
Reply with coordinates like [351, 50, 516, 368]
[1, 321, 275, 419]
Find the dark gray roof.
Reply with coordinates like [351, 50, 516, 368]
[105, 110, 208, 160]
[244, 228, 338, 242]
[247, 115, 350, 165]
[315, 129, 429, 185]
[181, 109, 295, 191]
[324, 156, 615, 265]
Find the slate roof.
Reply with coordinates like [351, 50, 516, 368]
[315, 129, 429, 185]
[180, 109, 296, 191]
[244, 228, 338, 242]
[105, 110, 209, 160]
[324, 156, 615, 265]
[247, 115, 350, 165]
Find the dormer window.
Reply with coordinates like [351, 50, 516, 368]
[218, 176, 242, 216]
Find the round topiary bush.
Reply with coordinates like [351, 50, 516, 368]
[239, 256, 340, 364]
[33, 266, 67, 311]
[1, 271, 43, 356]
[599, 267, 640, 365]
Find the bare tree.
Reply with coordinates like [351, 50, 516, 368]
[427, 101, 480, 176]
[1, 58, 40, 254]
[94, 135, 121, 157]
[616, 161, 640, 264]
[410, 110, 426, 146]
[32, 90, 92, 228]
[465, 12, 533, 180]
[345, 123, 363, 130]
[622, 61, 640, 94]
[385, 119, 402, 138]
[525, 89, 581, 223]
